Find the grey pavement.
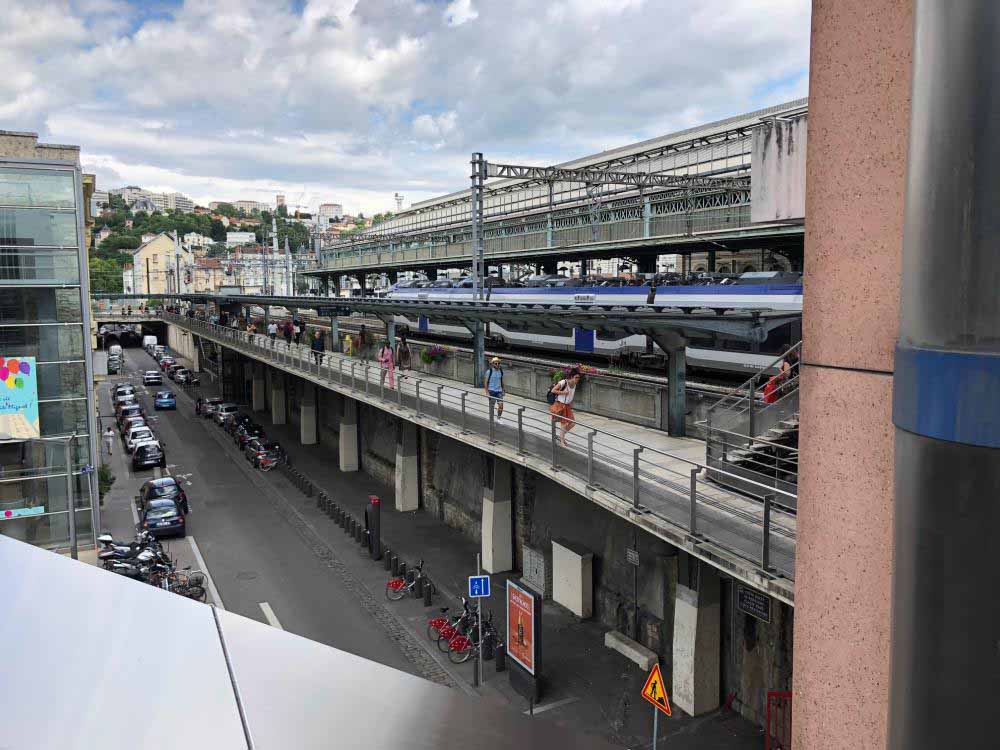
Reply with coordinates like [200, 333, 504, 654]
[173, 348, 763, 749]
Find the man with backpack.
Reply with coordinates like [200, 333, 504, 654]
[484, 357, 505, 421]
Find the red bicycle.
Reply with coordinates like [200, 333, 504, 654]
[429, 598, 479, 652]
[385, 559, 425, 601]
[448, 611, 499, 664]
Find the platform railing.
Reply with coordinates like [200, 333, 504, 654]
[163, 313, 797, 580]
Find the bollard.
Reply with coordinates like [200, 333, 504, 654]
[423, 578, 433, 606]
[405, 568, 415, 584]
[414, 575, 424, 599]
[495, 641, 506, 672]
[357, 524, 366, 546]
[316, 492, 325, 510]
[366, 495, 382, 561]
[391, 555, 399, 576]
[348, 518, 356, 536]
[384, 549, 392, 571]
[398, 561, 407, 580]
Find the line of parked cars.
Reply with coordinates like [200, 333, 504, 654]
[111, 382, 168, 470]
[134, 476, 190, 538]
[148, 342, 200, 386]
[195, 398, 289, 471]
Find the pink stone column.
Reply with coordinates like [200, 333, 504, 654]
[792, 2, 912, 749]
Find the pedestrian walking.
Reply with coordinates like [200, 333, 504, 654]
[310, 328, 325, 365]
[395, 330, 411, 371]
[267, 320, 278, 343]
[103, 426, 115, 456]
[484, 356, 505, 421]
[358, 325, 369, 361]
[293, 319, 303, 345]
[283, 320, 293, 346]
[378, 339, 395, 389]
[549, 368, 582, 447]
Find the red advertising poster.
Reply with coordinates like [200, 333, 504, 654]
[507, 580, 535, 675]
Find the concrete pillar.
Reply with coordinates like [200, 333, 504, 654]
[481, 457, 512, 573]
[637, 255, 656, 275]
[707, 247, 716, 272]
[252, 365, 266, 412]
[468, 322, 485, 388]
[339, 398, 359, 472]
[671, 556, 721, 717]
[190, 336, 200, 372]
[792, 2, 911, 749]
[329, 316, 340, 352]
[394, 421, 419, 512]
[667, 346, 686, 436]
[270, 373, 286, 425]
[300, 385, 317, 445]
[541, 259, 557, 275]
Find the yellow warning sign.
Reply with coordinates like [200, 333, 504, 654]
[640, 663, 672, 716]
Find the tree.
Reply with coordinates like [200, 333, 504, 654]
[214, 202, 238, 218]
[276, 204, 288, 218]
[207, 242, 228, 257]
[89, 255, 124, 292]
[209, 218, 227, 242]
[99, 234, 141, 253]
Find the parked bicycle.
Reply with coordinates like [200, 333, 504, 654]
[447, 610, 500, 664]
[427, 597, 478, 652]
[385, 559, 425, 601]
[435, 599, 481, 653]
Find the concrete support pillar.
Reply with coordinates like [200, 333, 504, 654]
[252, 365, 266, 412]
[541, 259, 557, 275]
[339, 398, 359, 472]
[386, 318, 396, 349]
[190, 336, 200, 372]
[707, 248, 717, 272]
[300, 385, 318, 445]
[671, 556, 721, 717]
[329, 316, 340, 352]
[270, 373, 286, 425]
[578, 258, 589, 278]
[667, 346, 686, 436]
[481, 457, 512, 573]
[637, 255, 657, 275]
[467, 323, 485, 388]
[394, 421, 418, 512]
[358, 274, 367, 297]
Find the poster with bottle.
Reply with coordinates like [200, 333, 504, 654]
[506, 578, 536, 675]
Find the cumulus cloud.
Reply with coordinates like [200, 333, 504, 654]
[0, 0, 810, 214]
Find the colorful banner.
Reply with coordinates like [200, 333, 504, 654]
[0, 356, 39, 439]
[507, 580, 536, 675]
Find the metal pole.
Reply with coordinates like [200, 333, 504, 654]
[652, 709, 659, 750]
[587, 430, 596, 485]
[437, 386, 444, 425]
[460, 392, 468, 433]
[632, 448, 642, 508]
[761, 493, 773, 572]
[748, 378, 756, 439]
[517, 407, 525, 454]
[64, 437, 77, 560]
[415, 381, 421, 416]
[488, 398, 496, 443]
[476, 552, 483, 687]
[689, 467, 700, 537]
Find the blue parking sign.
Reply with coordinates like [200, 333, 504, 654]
[468, 575, 490, 598]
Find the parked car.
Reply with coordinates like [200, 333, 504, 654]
[199, 396, 224, 418]
[174, 368, 199, 386]
[114, 392, 137, 409]
[235, 422, 265, 450]
[166, 364, 185, 380]
[245, 439, 285, 468]
[143, 370, 163, 385]
[107, 357, 122, 375]
[137, 497, 185, 538]
[153, 390, 176, 410]
[116, 403, 143, 424]
[137, 476, 189, 515]
[125, 425, 155, 453]
[159, 357, 176, 371]
[119, 415, 146, 438]
[132, 441, 166, 470]
[213, 403, 239, 426]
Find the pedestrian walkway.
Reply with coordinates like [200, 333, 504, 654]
[185, 371, 763, 750]
[165, 314, 795, 600]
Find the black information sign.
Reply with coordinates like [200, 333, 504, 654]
[736, 584, 771, 623]
[626, 547, 640, 566]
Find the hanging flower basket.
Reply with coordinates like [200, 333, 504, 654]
[420, 344, 451, 365]
[549, 363, 598, 383]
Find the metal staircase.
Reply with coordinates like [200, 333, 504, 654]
[702, 342, 800, 511]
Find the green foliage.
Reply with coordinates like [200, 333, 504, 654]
[276, 204, 288, 218]
[213, 202, 238, 218]
[371, 211, 394, 226]
[89, 256, 124, 292]
[209, 218, 227, 242]
[207, 242, 228, 257]
[98, 463, 116, 503]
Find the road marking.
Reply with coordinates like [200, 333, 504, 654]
[188, 535, 226, 611]
[523, 696, 579, 715]
[259, 602, 284, 630]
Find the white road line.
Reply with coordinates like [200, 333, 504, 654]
[259, 602, 284, 629]
[129, 488, 139, 526]
[188, 535, 226, 611]
[523, 696, 579, 715]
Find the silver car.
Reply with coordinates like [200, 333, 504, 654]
[213, 403, 239, 425]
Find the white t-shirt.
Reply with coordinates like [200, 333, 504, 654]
[267, 323, 277, 335]
[556, 379, 576, 404]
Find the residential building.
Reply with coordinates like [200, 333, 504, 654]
[106, 186, 193, 214]
[0, 129, 100, 551]
[164, 192, 194, 212]
[183, 232, 212, 248]
[232, 200, 267, 214]
[276, 194, 285, 207]
[317, 203, 344, 225]
[226, 245, 292, 295]
[192, 257, 226, 293]
[140, 232, 157, 244]
[211, 213, 230, 227]
[130, 232, 194, 295]
[95, 225, 113, 247]
[226, 231, 256, 247]
[130, 195, 157, 214]
[122, 263, 135, 294]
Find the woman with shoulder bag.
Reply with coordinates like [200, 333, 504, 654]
[549, 368, 582, 447]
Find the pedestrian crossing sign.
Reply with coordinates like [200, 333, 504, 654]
[640, 663, 672, 716]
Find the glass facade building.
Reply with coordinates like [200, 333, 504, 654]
[0, 154, 99, 549]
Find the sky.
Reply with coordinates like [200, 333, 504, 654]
[0, 0, 811, 216]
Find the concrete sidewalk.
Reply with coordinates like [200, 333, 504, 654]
[180, 369, 763, 750]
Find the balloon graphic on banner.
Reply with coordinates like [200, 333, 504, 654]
[0, 355, 39, 437]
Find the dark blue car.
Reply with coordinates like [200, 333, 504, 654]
[139, 498, 185, 538]
[154, 390, 176, 410]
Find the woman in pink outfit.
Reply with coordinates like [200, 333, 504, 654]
[378, 339, 395, 389]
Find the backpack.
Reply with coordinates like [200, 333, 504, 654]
[546, 379, 562, 405]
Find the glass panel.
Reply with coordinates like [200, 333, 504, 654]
[0, 208, 78, 247]
[0, 476, 94, 550]
[0, 324, 85, 361]
[0, 168, 76, 209]
[0, 248, 80, 283]
[36, 362, 86, 399]
[0, 288, 83, 324]
[39, 399, 89, 435]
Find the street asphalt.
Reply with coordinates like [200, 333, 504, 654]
[99, 345, 419, 678]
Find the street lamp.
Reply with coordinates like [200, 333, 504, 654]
[0, 431, 84, 559]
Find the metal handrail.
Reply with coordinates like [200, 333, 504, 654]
[706, 341, 802, 416]
[167, 313, 798, 502]
[706, 424, 799, 453]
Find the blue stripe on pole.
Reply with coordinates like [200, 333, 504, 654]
[893, 344, 1000, 448]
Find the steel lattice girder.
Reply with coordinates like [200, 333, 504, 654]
[485, 162, 750, 193]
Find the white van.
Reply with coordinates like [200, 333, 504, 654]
[108, 343, 123, 357]
[142, 335, 158, 351]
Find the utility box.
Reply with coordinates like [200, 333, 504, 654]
[551, 539, 593, 619]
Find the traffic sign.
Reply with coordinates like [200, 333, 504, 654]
[641, 663, 672, 717]
[468, 575, 490, 598]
